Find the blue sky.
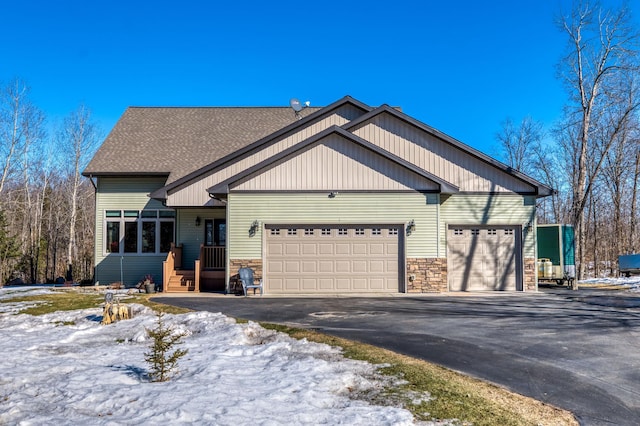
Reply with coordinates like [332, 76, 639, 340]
[0, 1, 634, 155]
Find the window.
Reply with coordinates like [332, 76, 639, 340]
[287, 228, 297, 235]
[487, 229, 497, 236]
[338, 228, 348, 236]
[389, 228, 398, 235]
[321, 228, 331, 236]
[270, 228, 280, 236]
[106, 221, 120, 253]
[471, 229, 480, 236]
[142, 222, 156, 253]
[504, 229, 514, 236]
[372, 228, 382, 235]
[355, 228, 365, 236]
[454, 229, 464, 236]
[304, 229, 314, 236]
[104, 209, 175, 255]
[124, 222, 137, 253]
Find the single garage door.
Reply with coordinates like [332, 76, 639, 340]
[447, 226, 519, 291]
[265, 225, 401, 293]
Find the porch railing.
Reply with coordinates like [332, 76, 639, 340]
[201, 245, 226, 269]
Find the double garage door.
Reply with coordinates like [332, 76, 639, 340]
[447, 226, 520, 291]
[265, 225, 401, 293]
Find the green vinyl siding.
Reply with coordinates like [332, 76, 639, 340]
[440, 194, 536, 257]
[94, 176, 168, 286]
[176, 208, 226, 269]
[227, 192, 438, 259]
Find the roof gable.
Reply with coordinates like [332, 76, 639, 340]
[344, 106, 552, 197]
[208, 126, 458, 195]
[148, 96, 372, 201]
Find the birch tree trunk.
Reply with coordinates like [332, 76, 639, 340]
[59, 105, 98, 282]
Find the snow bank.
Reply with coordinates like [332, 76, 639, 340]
[0, 288, 428, 425]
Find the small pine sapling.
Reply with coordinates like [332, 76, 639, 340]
[144, 311, 188, 382]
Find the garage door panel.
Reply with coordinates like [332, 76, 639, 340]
[352, 260, 368, 273]
[268, 243, 283, 255]
[301, 244, 317, 255]
[335, 260, 351, 273]
[318, 261, 333, 273]
[352, 243, 367, 255]
[336, 278, 350, 289]
[335, 243, 350, 255]
[319, 278, 333, 290]
[301, 261, 316, 273]
[318, 243, 333, 255]
[302, 278, 317, 290]
[266, 225, 400, 293]
[284, 279, 300, 291]
[285, 244, 300, 255]
[370, 261, 384, 273]
[370, 243, 385, 255]
[284, 261, 300, 273]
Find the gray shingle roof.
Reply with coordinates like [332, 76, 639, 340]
[83, 106, 320, 184]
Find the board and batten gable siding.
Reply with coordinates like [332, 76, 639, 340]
[227, 193, 438, 260]
[351, 113, 535, 194]
[439, 194, 536, 258]
[94, 176, 168, 286]
[167, 105, 367, 206]
[232, 134, 440, 192]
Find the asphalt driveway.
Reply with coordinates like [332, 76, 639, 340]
[154, 287, 640, 425]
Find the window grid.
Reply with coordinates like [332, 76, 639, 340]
[372, 228, 382, 235]
[270, 228, 280, 236]
[104, 209, 175, 255]
[389, 228, 398, 235]
[321, 229, 331, 236]
[338, 228, 348, 236]
[287, 228, 297, 236]
[304, 229, 314, 236]
[355, 228, 365, 236]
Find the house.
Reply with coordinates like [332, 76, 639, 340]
[82, 96, 552, 294]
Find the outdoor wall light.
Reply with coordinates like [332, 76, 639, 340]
[328, 191, 338, 198]
[406, 219, 416, 236]
[195, 216, 201, 227]
[249, 220, 260, 237]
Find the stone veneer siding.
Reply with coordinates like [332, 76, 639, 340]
[406, 258, 448, 292]
[524, 257, 536, 291]
[229, 258, 263, 283]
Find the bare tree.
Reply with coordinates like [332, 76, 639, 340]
[496, 116, 544, 174]
[0, 79, 34, 201]
[557, 1, 640, 279]
[58, 105, 99, 282]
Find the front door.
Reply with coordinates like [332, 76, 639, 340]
[202, 219, 227, 292]
[204, 219, 226, 247]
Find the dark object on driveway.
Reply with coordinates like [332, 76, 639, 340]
[6, 277, 24, 286]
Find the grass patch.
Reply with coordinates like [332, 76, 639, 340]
[0, 288, 192, 316]
[261, 323, 577, 426]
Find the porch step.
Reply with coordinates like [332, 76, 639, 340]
[165, 270, 198, 293]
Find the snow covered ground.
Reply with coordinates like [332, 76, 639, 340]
[579, 276, 640, 291]
[0, 287, 435, 425]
